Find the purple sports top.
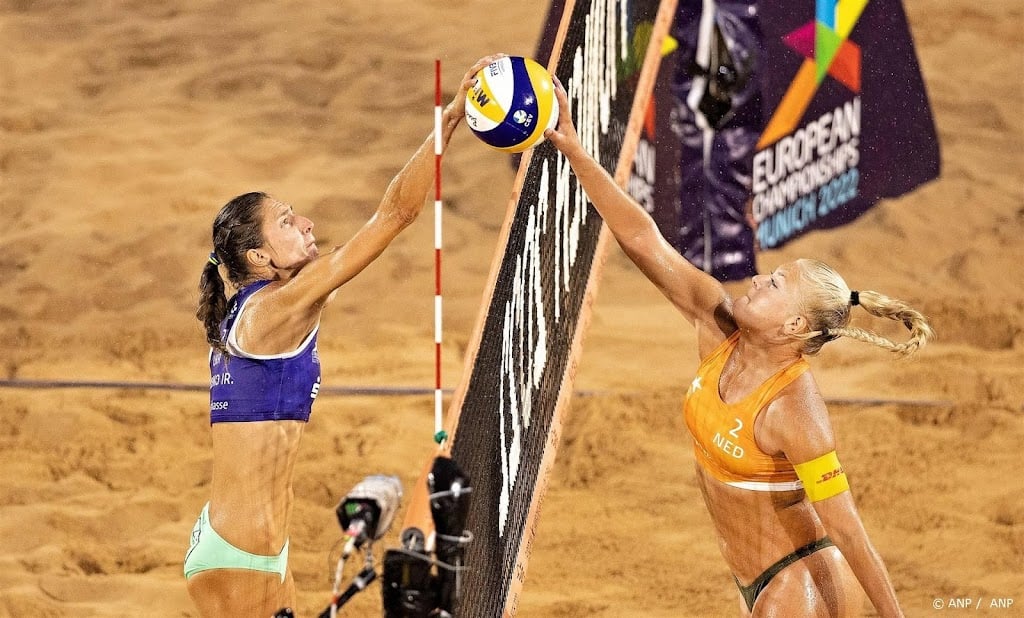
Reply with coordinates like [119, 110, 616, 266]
[209, 280, 321, 423]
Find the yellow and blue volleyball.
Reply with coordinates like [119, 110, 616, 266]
[464, 56, 559, 153]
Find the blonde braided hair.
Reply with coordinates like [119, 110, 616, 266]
[792, 259, 934, 357]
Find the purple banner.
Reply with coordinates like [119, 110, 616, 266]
[751, 0, 940, 249]
[540, 0, 940, 280]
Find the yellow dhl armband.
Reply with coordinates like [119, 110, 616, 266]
[794, 451, 849, 502]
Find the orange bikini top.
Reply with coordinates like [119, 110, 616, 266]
[683, 332, 809, 492]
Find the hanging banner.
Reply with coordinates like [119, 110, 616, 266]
[751, 0, 940, 249]
[660, 0, 763, 280]
[543, 0, 941, 279]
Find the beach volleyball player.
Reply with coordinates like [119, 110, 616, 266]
[545, 81, 932, 616]
[182, 55, 501, 617]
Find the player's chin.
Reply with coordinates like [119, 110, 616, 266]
[293, 248, 318, 271]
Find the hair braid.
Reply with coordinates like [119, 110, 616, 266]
[195, 192, 268, 356]
[792, 259, 934, 358]
[837, 290, 935, 358]
[196, 260, 229, 356]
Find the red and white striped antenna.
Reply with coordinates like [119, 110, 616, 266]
[432, 58, 446, 445]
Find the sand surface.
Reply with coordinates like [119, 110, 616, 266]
[0, 0, 1021, 616]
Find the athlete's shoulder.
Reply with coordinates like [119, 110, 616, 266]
[760, 372, 835, 457]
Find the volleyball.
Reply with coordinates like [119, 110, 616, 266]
[464, 56, 559, 153]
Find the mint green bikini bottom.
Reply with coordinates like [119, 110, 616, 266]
[183, 502, 289, 582]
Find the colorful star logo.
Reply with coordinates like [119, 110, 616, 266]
[758, 0, 868, 148]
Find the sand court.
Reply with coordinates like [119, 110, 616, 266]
[0, 0, 1022, 616]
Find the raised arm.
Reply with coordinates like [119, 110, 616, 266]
[285, 55, 503, 308]
[544, 80, 734, 348]
[230, 56, 503, 356]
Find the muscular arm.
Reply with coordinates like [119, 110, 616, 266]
[762, 378, 904, 618]
[237, 56, 502, 354]
[282, 56, 501, 310]
[813, 493, 904, 617]
[545, 82, 734, 352]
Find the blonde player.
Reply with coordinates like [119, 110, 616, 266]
[544, 79, 931, 617]
[183, 55, 502, 617]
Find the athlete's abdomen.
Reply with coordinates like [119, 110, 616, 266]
[207, 420, 305, 554]
[694, 463, 826, 585]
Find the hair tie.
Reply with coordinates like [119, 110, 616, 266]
[208, 251, 220, 266]
[820, 327, 830, 338]
[850, 290, 860, 306]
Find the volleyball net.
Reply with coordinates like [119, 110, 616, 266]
[388, 1, 680, 616]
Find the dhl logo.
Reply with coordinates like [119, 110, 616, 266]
[818, 467, 844, 483]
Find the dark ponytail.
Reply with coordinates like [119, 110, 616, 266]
[197, 259, 229, 354]
[195, 192, 268, 355]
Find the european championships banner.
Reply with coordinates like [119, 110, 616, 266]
[751, 0, 940, 249]
[614, 0, 941, 277]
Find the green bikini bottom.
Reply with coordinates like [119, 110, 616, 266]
[735, 536, 835, 611]
[183, 502, 289, 582]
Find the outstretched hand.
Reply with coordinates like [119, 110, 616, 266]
[443, 53, 508, 126]
[543, 77, 584, 159]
